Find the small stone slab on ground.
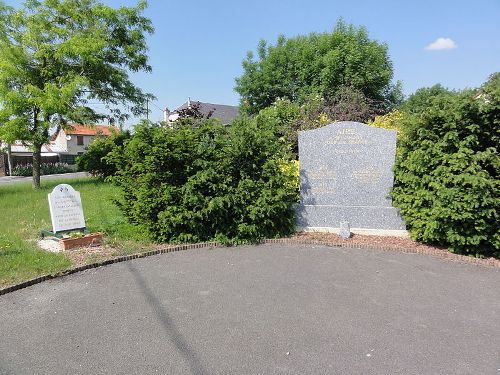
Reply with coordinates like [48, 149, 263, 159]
[38, 238, 62, 253]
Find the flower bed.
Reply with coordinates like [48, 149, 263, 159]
[11, 163, 75, 176]
[59, 233, 103, 251]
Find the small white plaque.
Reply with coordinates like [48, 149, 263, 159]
[48, 184, 86, 233]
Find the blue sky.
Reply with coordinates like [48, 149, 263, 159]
[5, 0, 500, 126]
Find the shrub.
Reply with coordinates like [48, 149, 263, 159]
[76, 131, 131, 178]
[111, 119, 299, 244]
[254, 89, 388, 158]
[43, 162, 75, 175]
[10, 164, 32, 177]
[393, 74, 499, 257]
[11, 162, 74, 176]
[368, 109, 406, 136]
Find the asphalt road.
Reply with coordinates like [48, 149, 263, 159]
[0, 244, 499, 375]
[0, 171, 89, 185]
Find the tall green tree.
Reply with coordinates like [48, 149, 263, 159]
[0, 0, 154, 188]
[235, 20, 402, 115]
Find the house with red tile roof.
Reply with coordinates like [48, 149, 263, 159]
[52, 124, 120, 164]
[2, 124, 119, 167]
[64, 124, 119, 137]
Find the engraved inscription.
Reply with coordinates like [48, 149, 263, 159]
[331, 148, 361, 155]
[306, 166, 337, 194]
[352, 168, 382, 184]
[310, 181, 336, 194]
[325, 128, 367, 146]
[48, 184, 86, 232]
[307, 166, 336, 180]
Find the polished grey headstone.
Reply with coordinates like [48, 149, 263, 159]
[296, 121, 406, 232]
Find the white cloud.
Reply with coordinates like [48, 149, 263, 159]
[425, 37, 457, 51]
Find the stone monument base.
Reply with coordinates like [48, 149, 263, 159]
[296, 204, 408, 237]
[297, 226, 409, 238]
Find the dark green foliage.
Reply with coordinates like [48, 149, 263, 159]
[111, 120, 299, 244]
[399, 84, 453, 115]
[76, 130, 131, 178]
[393, 74, 500, 257]
[235, 20, 401, 115]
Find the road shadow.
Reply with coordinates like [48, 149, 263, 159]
[126, 261, 209, 375]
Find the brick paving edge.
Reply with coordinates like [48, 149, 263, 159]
[263, 238, 500, 269]
[1, 238, 497, 296]
[0, 241, 220, 296]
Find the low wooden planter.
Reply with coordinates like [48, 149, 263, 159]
[60, 233, 103, 251]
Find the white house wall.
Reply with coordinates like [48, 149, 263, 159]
[53, 130, 68, 152]
[66, 135, 95, 154]
[55, 130, 96, 155]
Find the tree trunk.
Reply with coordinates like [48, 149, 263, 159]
[6, 143, 13, 175]
[32, 143, 42, 189]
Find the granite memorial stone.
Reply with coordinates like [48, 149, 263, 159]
[48, 184, 86, 233]
[296, 121, 407, 235]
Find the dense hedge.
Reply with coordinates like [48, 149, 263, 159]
[393, 74, 499, 257]
[111, 119, 299, 244]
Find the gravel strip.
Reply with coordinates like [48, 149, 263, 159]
[287, 232, 500, 268]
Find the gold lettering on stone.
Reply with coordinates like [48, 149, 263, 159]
[352, 168, 382, 184]
[307, 166, 336, 180]
[310, 181, 336, 194]
[325, 128, 367, 146]
[331, 149, 361, 154]
[305, 166, 336, 194]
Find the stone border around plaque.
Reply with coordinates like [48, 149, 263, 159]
[60, 232, 103, 251]
[38, 233, 103, 252]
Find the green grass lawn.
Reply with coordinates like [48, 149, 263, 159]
[0, 178, 148, 287]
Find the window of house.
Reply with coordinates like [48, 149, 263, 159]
[77, 135, 84, 146]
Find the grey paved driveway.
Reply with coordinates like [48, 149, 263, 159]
[0, 244, 499, 375]
[0, 171, 89, 185]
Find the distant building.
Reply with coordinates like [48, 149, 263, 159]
[51, 124, 119, 164]
[2, 124, 119, 169]
[164, 98, 239, 125]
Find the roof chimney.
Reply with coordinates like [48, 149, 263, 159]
[187, 97, 191, 107]
[163, 107, 169, 122]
